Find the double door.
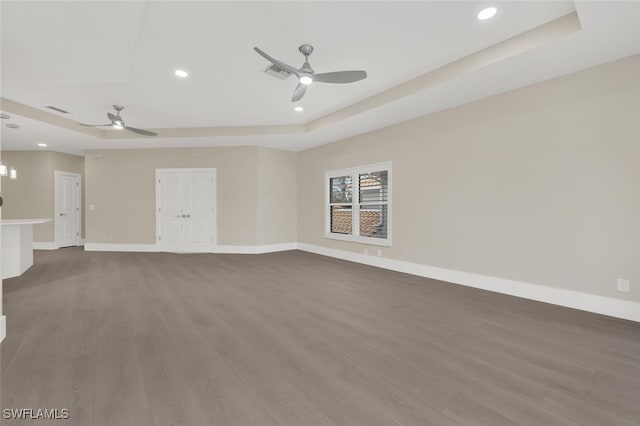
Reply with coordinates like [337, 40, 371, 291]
[156, 169, 216, 252]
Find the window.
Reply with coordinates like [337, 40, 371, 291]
[325, 162, 391, 246]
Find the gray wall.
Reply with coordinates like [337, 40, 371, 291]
[257, 147, 298, 245]
[84, 146, 298, 246]
[298, 55, 640, 303]
[1, 151, 85, 242]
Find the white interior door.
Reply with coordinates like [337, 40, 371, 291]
[181, 172, 216, 252]
[159, 171, 182, 252]
[55, 171, 81, 248]
[157, 169, 216, 252]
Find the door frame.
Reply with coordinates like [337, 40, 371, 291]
[54, 170, 82, 248]
[155, 168, 217, 252]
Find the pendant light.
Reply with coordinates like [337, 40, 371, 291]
[2, 118, 19, 180]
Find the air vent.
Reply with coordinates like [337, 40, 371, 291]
[264, 64, 291, 80]
[45, 105, 69, 114]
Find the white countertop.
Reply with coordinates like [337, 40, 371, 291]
[1, 219, 52, 226]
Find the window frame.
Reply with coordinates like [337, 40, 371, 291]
[324, 161, 392, 247]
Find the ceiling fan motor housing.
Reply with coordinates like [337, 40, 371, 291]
[300, 64, 314, 74]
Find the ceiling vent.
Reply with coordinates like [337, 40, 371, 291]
[264, 64, 291, 80]
[45, 105, 69, 114]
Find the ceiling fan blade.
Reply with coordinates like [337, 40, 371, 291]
[254, 47, 300, 77]
[79, 123, 112, 127]
[107, 112, 118, 121]
[291, 83, 306, 102]
[124, 126, 157, 136]
[312, 70, 367, 84]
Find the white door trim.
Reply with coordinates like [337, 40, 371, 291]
[155, 168, 217, 252]
[54, 170, 82, 248]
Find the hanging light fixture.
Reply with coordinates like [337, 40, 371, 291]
[2, 121, 20, 180]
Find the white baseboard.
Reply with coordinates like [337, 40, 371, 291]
[213, 243, 298, 254]
[33, 239, 85, 250]
[84, 243, 160, 252]
[33, 242, 57, 250]
[77, 241, 638, 322]
[83, 242, 298, 254]
[297, 243, 640, 323]
[0, 316, 6, 344]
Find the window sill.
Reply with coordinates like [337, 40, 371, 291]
[324, 233, 392, 247]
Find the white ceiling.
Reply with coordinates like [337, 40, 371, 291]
[1, 1, 639, 155]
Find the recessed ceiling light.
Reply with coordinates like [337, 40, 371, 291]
[6, 123, 19, 129]
[0, 113, 10, 119]
[174, 69, 189, 78]
[294, 106, 304, 112]
[477, 7, 497, 20]
[38, 143, 47, 147]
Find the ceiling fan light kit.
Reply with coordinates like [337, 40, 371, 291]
[254, 44, 367, 102]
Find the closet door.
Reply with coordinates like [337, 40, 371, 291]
[180, 171, 215, 252]
[158, 171, 182, 252]
[157, 169, 216, 253]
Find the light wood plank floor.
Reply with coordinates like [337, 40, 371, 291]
[2, 248, 639, 425]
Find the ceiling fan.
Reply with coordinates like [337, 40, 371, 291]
[254, 44, 367, 102]
[80, 105, 157, 136]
